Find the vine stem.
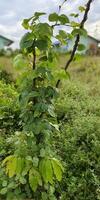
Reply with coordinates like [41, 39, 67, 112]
[32, 40, 36, 70]
[32, 40, 36, 88]
[56, 0, 93, 88]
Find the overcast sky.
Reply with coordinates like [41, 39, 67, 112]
[0, 0, 100, 48]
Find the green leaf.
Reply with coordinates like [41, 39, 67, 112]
[72, 28, 87, 37]
[48, 105, 55, 117]
[59, 14, 69, 24]
[39, 159, 47, 182]
[36, 23, 53, 38]
[45, 159, 53, 184]
[29, 168, 42, 192]
[22, 18, 32, 29]
[49, 122, 59, 131]
[40, 148, 46, 158]
[34, 12, 46, 20]
[34, 110, 41, 118]
[20, 32, 34, 50]
[71, 21, 80, 27]
[80, 29, 87, 37]
[29, 171, 38, 192]
[22, 159, 31, 176]
[51, 158, 63, 181]
[78, 44, 86, 51]
[26, 156, 33, 161]
[22, 13, 46, 29]
[0, 188, 7, 195]
[7, 182, 15, 189]
[19, 177, 27, 184]
[49, 13, 59, 22]
[39, 159, 53, 184]
[59, 30, 68, 39]
[16, 157, 25, 175]
[36, 39, 48, 51]
[79, 6, 85, 12]
[52, 158, 64, 172]
[2, 180, 7, 187]
[33, 157, 39, 167]
[42, 192, 48, 200]
[70, 13, 79, 18]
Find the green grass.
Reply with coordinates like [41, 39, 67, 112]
[57, 54, 100, 97]
[0, 56, 16, 80]
[0, 54, 100, 200]
[54, 54, 100, 200]
[0, 54, 100, 96]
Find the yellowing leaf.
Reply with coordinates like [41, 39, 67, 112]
[2, 155, 14, 166]
[6, 156, 17, 178]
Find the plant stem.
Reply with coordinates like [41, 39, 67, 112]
[32, 40, 36, 89]
[33, 40, 36, 70]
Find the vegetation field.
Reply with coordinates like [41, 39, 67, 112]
[1, 55, 100, 87]
[0, 54, 100, 199]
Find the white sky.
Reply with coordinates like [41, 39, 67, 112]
[0, 0, 100, 48]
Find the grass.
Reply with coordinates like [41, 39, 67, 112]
[0, 54, 100, 200]
[57, 54, 100, 97]
[0, 54, 100, 96]
[0, 56, 16, 80]
[0, 57, 13, 73]
[54, 55, 100, 199]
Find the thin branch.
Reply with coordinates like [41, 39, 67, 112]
[59, 0, 68, 12]
[56, 0, 93, 88]
[52, 0, 68, 28]
[52, 23, 74, 28]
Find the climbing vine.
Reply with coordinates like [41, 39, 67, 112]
[1, 0, 93, 199]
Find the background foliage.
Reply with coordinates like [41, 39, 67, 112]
[0, 56, 100, 199]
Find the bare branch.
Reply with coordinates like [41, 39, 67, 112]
[52, 23, 76, 28]
[56, 0, 93, 88]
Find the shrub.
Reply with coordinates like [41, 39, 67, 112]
[0, 80, 20, 135]
[0, 69, 13, 84]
